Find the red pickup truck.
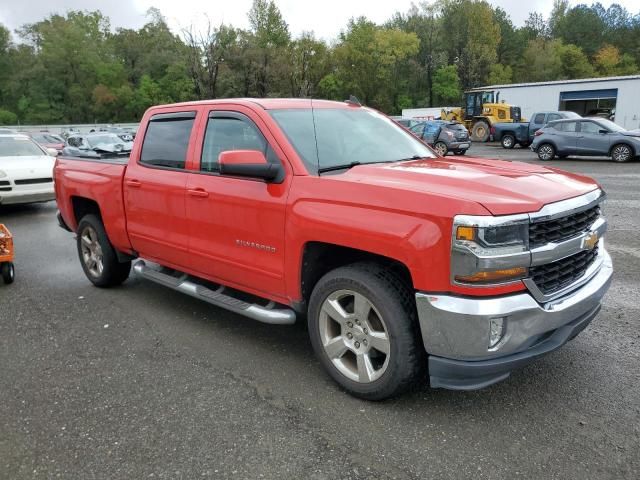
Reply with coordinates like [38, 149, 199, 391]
[55, 99, 612, 400]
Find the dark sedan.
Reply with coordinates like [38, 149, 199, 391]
[531, 118, 639, 162]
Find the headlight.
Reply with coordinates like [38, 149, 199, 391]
[0, 170, 6, 178]
[451, 215, 530, 285]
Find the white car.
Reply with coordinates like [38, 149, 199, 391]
[0, 134, 57, 205]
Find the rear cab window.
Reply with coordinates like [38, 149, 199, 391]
[140, 111, 196, 169]
[534, 113, 546, 124]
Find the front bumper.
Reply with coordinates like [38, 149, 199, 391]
[0, 191, 55, 205]
[415, 248, 612, 390]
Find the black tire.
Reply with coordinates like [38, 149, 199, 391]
[308, 262, 425, 401]
[1, 262, 15, 284]
[76, 214, 131, 287]
[434, 141, 448, 156]
[471, 121, 490, 142]
[501, 134, 516, 149]
[537, 143, 555, 161]
[611, 143, 633, 163]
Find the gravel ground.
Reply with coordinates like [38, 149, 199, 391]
[1, 144, 638, 479]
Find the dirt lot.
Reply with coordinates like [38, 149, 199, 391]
[1, 144, 638, 479]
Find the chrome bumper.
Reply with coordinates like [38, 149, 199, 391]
[415, 248, 612, 384]
[0, 191, 55, 205]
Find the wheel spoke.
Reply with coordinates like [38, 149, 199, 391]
[357, 353, 375, 383]
[322, 298, 351, 324]
[368, 331, 390, 355]
[324, 337, 349, 359]
[81, 234, 92, 247]
[353, 293, 371, 321]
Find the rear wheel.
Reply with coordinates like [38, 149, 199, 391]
[501, 134, 516, 149]
[434, 141, 448, 156]
[471, 121, 490, 142]
[537, 143, 555, 161]
[611, 144, 633, 163]
[1, 262, 15, 284]
[308, 262, 424, 400]
[77, 214, 131, 287]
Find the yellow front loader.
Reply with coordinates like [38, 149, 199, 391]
[441, 90, 523, 142]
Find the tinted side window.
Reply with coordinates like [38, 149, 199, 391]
[547, 114, 561, 122]
[580, 121, 600, 134]
[140, 113, 195, 169]
[534, 113, 545, 124]
[201, 116, 275, 173]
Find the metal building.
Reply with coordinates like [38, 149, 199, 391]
[471, 75, 640, 130]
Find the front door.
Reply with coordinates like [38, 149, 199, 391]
[576, 120, 611, 156]
[123, 110, 198, 269]
[184, 107, 290, 299]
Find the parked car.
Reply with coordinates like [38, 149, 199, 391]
[0, 134, 56, 205]
[28, 132, 65, 153]
[531, 117, 639, 162]
[98, 126, 135, 142]
[63, 133, 134, 158]
[409, 120, 470, 155]
[393, 117, 425, 129]
[55, 98, 611, 400]
[493, 111, 581, 149]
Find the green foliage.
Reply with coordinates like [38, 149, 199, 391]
[0, 108, 17, 125]
[0, 1, 639, 120]
[432, 65, 461, 104]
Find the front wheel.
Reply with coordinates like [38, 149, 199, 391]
[471, 121, 490, 142]
[77, 214, 131, 287]
[308, 262, 424, 401]
[537, 143, 555, 161]
[611, 144, 633, 163]
[1, 262, 15, 284]
[434, 141, 448, 156]
[501, 134, 516, 149]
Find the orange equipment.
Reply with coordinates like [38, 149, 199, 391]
[0, 224, 15, 284]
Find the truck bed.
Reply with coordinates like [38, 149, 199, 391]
[54, 154, 132, 254]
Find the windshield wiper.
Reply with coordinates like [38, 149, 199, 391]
[317, 161, 363, 174]
[395, 155, 429, 162]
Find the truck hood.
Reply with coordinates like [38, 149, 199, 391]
[339, 156, 599, 215]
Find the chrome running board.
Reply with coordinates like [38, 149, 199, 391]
[133, 260, 296, 325]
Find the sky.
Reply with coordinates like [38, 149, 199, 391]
[1, 0, 639, 41]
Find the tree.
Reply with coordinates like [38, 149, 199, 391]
[554, 5, 605, 57]
[432, 65, 461, 105]
[488, 64, 513, 85]
[248, 0, 290, 96]
[594, 44, 639, 76]
[557, 43, 594, 79]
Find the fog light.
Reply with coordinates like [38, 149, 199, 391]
[489, 317, 505, 349]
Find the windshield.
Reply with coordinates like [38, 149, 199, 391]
[269, 108, 436, 173]
[87, 134, 126, 147]
[595, 118, 626, 132]
[0, 136, 45, 157]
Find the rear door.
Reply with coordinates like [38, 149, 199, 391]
[549, 121, 579, 154]
[184, 106, 291, 299]
[123, 110, 198, 269]
[576, 120, 611, 156]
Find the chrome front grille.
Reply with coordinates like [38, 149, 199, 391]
[529, 246, 599, 295]
[529, 205, 601, 249]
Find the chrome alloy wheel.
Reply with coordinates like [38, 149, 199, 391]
[318, 289, 391, 383]
[80, 226, 104, 278]
[612, 144, 632, 162]
[538, 144, 554, 160]
[434, 142, 448, 156]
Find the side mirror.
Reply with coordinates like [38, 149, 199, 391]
[599, 129, 609, 134]
[46, 148, 59, 156]
[219, 150, 282, 182]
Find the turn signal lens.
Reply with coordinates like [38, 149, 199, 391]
[456, 226, 477, 241]
[455, 267, 527, 284]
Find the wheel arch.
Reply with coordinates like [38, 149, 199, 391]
[298, 242, 414, 312]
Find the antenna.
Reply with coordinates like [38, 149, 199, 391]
[345, 95, 361, 106]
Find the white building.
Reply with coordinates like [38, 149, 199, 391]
[472, 75, 640, 130]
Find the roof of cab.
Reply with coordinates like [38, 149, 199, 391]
[146, 98, 357, 112]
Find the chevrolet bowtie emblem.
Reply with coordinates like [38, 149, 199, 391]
[583, 232, 599, 250]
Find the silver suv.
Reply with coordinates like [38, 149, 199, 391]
[531, 118, 640, 162]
